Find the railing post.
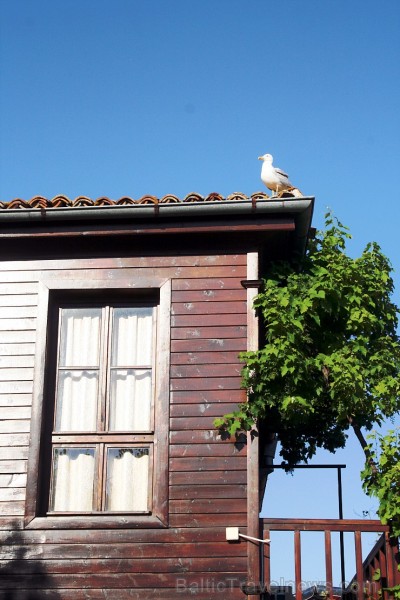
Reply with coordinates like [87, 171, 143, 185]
[355, 531, 364, 600]
[294, 530, 302, 600]
[263, 527, 271, 596]
[385, 531, 400, 599]
[325, 530, 333, 598]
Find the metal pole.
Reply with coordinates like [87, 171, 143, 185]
[337, 467, 346, 589]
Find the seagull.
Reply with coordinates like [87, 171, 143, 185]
[258, 153, 294, 195]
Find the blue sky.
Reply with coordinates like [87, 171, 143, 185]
[1, 0, 399, 587]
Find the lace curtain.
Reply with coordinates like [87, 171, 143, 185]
[50, 306, 153, 512]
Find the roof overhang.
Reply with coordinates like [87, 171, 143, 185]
[0, 196, 315, 259]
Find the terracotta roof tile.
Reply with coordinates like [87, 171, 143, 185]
[0, 190, 305, 210]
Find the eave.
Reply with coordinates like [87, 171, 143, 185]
[0, 195, 315, 259]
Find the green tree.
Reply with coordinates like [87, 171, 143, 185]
[215, 213, 400, 538]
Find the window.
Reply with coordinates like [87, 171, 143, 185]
[49, 305, 155, 514]
[25, 277, 170, 529]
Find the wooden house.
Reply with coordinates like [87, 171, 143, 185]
[0, 190, 313, 599]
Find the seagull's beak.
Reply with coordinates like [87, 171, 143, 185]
[258, 156, 264, 161]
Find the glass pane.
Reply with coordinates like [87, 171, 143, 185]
[111, 307, 153, 367]
[55, 370, 98, 431]
[50, 447, 95, 512]
[105, 447, 149, 512]
[109, 369, 151, 431]
[59, 308, 102, 367]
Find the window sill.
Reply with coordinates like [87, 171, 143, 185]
[24, 514, 168, 529]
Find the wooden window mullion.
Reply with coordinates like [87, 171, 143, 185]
[96, 442, 105, 512]
[98, 306, 110, 432]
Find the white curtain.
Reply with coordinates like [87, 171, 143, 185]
[109, 308, 153, 431]
[51, 448, 95, 511]
[111, 307, 153, 366]
[59, 308, 101, 366]
[109, 369, 151, 431]
[56, 370, 98, 431]
[55, 308, 101, 431]
[106, 448, 149, 511]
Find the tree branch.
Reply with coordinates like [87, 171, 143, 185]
[347, 415, 378, 476]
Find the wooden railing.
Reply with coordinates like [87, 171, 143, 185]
[261, 518, 400, 600]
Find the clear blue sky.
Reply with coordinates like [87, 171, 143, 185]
[1, 0, 399, 588]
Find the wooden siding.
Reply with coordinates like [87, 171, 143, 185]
[0, 253, 249, 598]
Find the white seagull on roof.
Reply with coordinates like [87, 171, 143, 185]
[258, 153, 294, 195]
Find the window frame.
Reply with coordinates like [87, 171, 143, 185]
[25, 275, 171, 529]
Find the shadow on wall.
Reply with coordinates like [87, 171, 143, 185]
[0, 522, 60, 600]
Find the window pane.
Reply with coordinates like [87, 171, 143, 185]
[105, 448, 149, 512]
[55, 370, 98, 431]
[108, 369, 151, 431]
[59, 308, 101, 367]
[50, 448, 95, 512]
[111, 307, 153, 366]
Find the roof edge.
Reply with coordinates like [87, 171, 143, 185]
[0, 197, 315, 223]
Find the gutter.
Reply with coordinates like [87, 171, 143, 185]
[0, 198, 314, 222]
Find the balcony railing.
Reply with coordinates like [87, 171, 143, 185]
[261, 518, 400, 600]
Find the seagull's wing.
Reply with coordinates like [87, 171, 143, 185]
[275, 167, 289, 179]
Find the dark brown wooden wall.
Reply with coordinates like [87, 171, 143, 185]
[0, 253, 250, 599]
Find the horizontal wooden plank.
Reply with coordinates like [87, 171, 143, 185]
[170, 416, 220, 430]
[0, 473, 26, 488]
[172, 301, 246, 315]
[170, 402, 241, 419]
[171, 326, 246, 340]
[0, 571, 247, 591]
[0, 331, 36, 343]
[0, 265, 246, 283]
[171, 351, 242, 366]
[0, 556, 246, 575]
[170, 498, 246, 514]
[0, 394, 32, 407]
[0, 587, 246, 600]
[0, 526, 235, 544]
[0, 306, 37, 318]
[0, 500, 24, 515]
[171, 364, 242, 379]
[170, 389, 245, 405]
[0, 355, 34, 368]
[0, 433, 30, 447]
[171, 338, 246, 353]
[0, 406, 31, 420]
[0, 254, 247, 272]
[170, 470, 247, 486]
[0, 294, 38, 307]
[0, 487, 25, 501]
[171, 277, 244, 291]
[0, 343, 35, 356]
[170, 430, 227, 444]
[170, 377, 242, 392]
[170, 484, 247, 500]
[0, 460, 27, 474]
[0, 381, 33, 394]
[0, 517, 24, 530]
[0, 283, 38, 295]
[169, 456, 246, 472]
[0, 541, 246, 561]
[169, 512, 247, 528]
[0, 419, 31, 433]
[0, 367, 33, 381]
[0, 446, 29, 460]
[172, 289, 246, 303]
[170, 443, 246, 458]
[172, 313, 246, 327]
[0, 318, 36, 331]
